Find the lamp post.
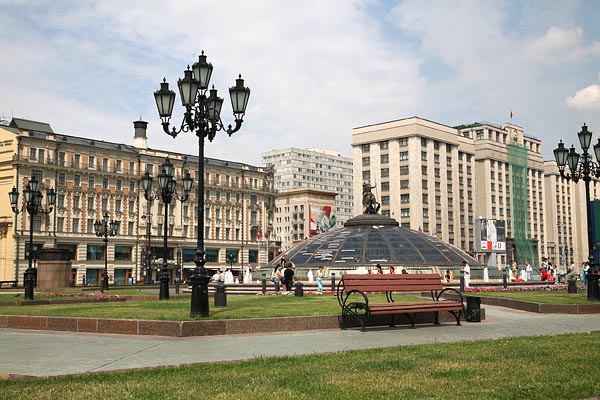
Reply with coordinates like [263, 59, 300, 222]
[141, 158, 192, 300]
[8, 177, 56, 300]
[94, 212, 120, 293]
[141, 211, 154, 285]
[154, 51, 250, 316]
[554, 123, 600, 300]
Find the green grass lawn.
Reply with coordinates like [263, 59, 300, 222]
[0, 333, 597, 399]
[0, 293, 417, 320]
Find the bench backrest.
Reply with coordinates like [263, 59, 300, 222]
[341, 274, 443, 293]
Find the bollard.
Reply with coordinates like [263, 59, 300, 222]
[331, 273, 336, 292]
[568, 279, 578, 294]
[262, 274, 267, 295]
[24, 268, 35, 300]
[459, 274, 465, 292]
[502, 272, 508, 289]
[294, 281, 304, 297]
[175, 278, 180, 295]
[214, 281, 227, 306]
[82, 275, 87, 287]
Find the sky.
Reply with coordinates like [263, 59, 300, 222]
[1, 0, 600, 167]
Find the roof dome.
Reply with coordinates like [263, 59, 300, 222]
[272, 213, 485, 274]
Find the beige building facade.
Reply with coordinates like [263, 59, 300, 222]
[352, 116, 560, 269]
[273, 188, 337, 252]
[0, 118, 276, 286]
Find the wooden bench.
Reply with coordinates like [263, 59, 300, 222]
[336, 274, 464, 330]
[0, 280, 17, 288]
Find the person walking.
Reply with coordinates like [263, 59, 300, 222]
[315, 265, 324, 294]
[462, 260, 471, 288]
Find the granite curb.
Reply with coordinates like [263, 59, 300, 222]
[0, 310, 477, 337]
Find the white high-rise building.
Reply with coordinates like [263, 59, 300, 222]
[262, 147, 354, 228]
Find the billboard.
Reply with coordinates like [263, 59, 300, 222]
[309, 205, 336, 237]
[475, 218, 506, 252]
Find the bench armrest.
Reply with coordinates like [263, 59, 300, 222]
[436, 287, 464, 305]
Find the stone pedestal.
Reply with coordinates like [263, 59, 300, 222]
[36, 248, 72, 289]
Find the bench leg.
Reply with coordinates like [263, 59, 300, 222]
[434, 311, 440, 325]
[406, 313, 416, 329]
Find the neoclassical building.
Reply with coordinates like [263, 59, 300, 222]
[0, 118, 276, 286]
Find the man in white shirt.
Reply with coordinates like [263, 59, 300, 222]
[462, 260, 471, 288]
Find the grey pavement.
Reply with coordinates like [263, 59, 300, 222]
[0, 305, 599, 378]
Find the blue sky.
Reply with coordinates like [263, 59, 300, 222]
[1, 0, 600, 166]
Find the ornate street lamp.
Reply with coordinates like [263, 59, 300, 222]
[9, 177, 56, 300]
[154, 51, 250, 316]
[94, 212, 120, 293]
[141, 158, 193, 300]
[554, 123, 600, 300]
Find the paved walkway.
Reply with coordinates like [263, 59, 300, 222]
[1, 305, 599, 378]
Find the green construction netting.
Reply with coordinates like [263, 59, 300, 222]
[508, 142, 538, 266]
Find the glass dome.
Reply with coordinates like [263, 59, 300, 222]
[271, 213, 490, 277]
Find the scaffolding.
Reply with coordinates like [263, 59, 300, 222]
[508, 142, 539, 266]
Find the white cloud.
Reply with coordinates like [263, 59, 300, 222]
[566, 83, 600, 110]
[523, 26, 600, 63]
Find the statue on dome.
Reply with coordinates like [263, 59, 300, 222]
[362, 182, 380, 214]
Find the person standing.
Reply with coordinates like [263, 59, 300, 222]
[582, 262, 589, 288]
[284, 263, 295, 292]
[525, 262, 532, 282]
[315, 265, 324, 294]
[462, 260, 471, 288]
[273, 265, 282, 294]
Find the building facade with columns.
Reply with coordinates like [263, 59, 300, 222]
[0, 118, 276, 286]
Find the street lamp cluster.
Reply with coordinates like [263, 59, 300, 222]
[154, 50, 250, 317]
[554, 123, 600, 300]
[94, 212, 120, 293]
[141, 158, 193, 300]
[9, 177, 56, 300]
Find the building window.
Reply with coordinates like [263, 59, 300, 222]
[423, 208, 429, 218]
[400, 208, 410, 217]
[57, 217, 64, 232]
[115, 245, 132, 261]
[381, 196, 390, 205]
[421, 138, 427, 147]
[87, 197, 94, 211]
[380, 154, 389, 164]
[362, 157, 370, 166]
[58, 173, 65, 185]
[399, 166, 409, 175]
[401, 194, 410, 203]
[381, 168, 389, 178]
[89, 156, 95, 168]
[361, 144, 370, 152]
[399, 138, 408, 147]
[116, 180, 122, 191]
[381, 182, 389, 191]
[88, 177, 94, 188]
[86, 244, 104, 261]
[422, 166, 427, 175]
[74, 175, 81, 187]
[399, 151, 408, 161]
[72, 218, 79, 233]
[103, 178, 109, 189]
[400, 180, 409, 189]
[128, 221, 134, 236]
[380, 140, 388, 150]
